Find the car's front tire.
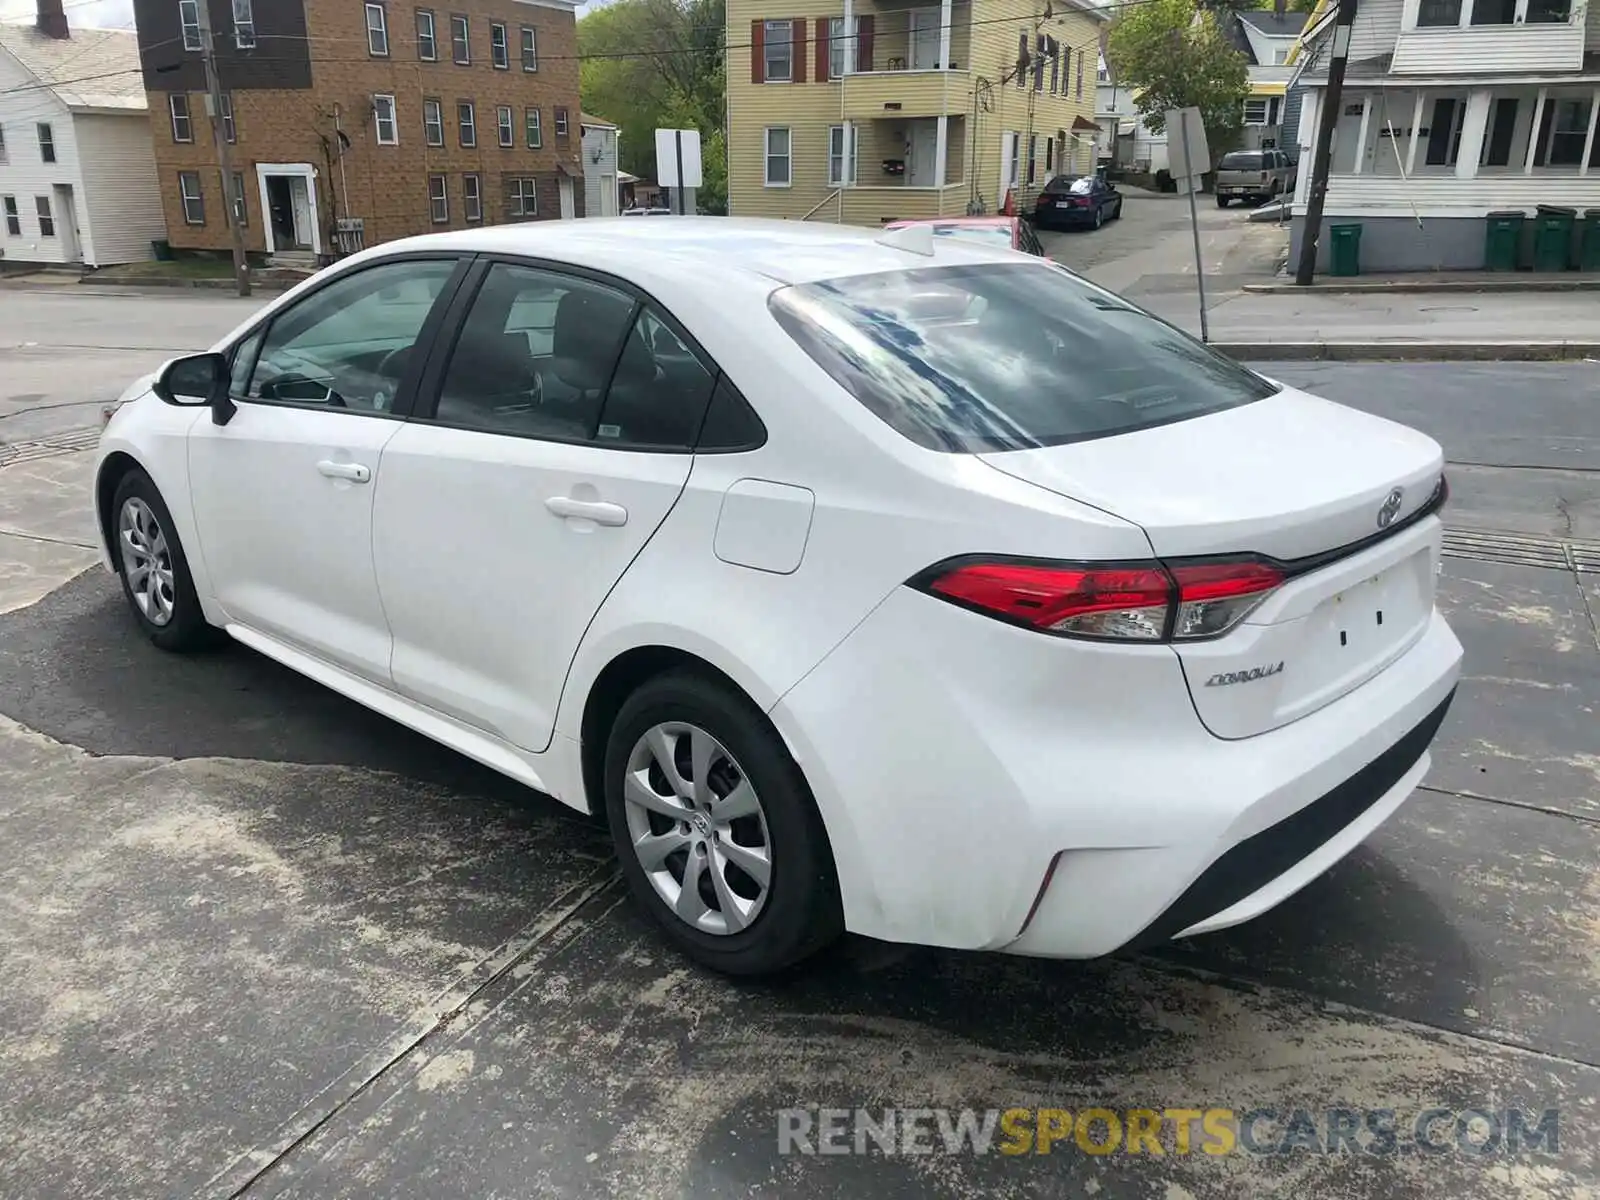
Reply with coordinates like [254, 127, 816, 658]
[109, 467, 218, 652]
[602, 670, 844, 976]
[1216, 196, 1230, 208]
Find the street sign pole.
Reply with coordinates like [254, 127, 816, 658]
[674, 131, 685, 215]
[1166, 106, 1211, 343]
[1182, 110, 1209, 343]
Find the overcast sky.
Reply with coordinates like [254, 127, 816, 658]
[1, 0, 596, 30]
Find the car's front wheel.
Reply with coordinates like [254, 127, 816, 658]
[603, 670, 843, 976]
[110, 468, 218, 652]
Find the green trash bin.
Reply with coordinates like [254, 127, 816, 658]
[1329, 223, 1362, 277]
[1533, 204, 1576, 272]
[1579, 209, 1600, 272]
[1483, 210, 1525, 271]
[150, 238, 172, 262]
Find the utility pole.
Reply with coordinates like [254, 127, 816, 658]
[196, 0, 251, 297]
[1293, 0, 1357, 287]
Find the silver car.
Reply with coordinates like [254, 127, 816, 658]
[1215, 149, 1294, 207]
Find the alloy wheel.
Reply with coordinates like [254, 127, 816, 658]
[622, 722, 772, 936]
[119, 497, 175, 627]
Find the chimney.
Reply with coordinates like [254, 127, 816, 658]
[37, 0, 70, 39]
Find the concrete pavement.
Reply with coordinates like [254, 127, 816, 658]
[0, 356, 1597, 1197]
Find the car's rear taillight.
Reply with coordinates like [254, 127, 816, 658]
[912, 556, 1285, 643]
[1168, 560, 1284, 640]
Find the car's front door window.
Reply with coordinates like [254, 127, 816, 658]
[244, 259, 459, 413]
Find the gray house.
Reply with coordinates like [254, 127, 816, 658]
[580, 113, 620, 218]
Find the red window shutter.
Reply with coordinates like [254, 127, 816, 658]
[815, 17, 830, 81]
[792, 18, 808, 83]
[751, 20, 765, 83]
[858, 15, 874, 71]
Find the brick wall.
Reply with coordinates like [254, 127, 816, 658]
[145, 0, 582, 254]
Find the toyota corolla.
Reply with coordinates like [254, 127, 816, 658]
[93, 218, 1462, 976]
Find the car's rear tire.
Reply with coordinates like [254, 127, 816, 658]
[109, 467, 220, 652]
[1111, 199, 1123, 220]
[602, 670, 844, 977]
[1216, 196, 1229, 208]
[1092, 206, 1104, 230]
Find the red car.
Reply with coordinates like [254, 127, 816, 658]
[881, 215, 1048, 258]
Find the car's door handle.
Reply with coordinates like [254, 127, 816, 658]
[545, 496, 628, 526]
[316, 460, 371, 483]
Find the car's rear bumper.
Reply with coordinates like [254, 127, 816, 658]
[771, 589, 1462, 958]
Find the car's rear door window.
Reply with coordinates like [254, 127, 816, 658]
[769, 262, 1277, 453]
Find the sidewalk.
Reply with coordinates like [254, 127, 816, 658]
[1124, 278, 1600, 361]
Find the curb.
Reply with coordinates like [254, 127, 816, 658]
[1210, 341, 1600, 362]
[78, 274, 298, 292]
[1242, 277, 1600, 294]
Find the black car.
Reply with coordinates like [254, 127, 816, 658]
[1032, 174, 1122, 231]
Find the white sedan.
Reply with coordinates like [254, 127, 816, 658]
[94, 218, 1462, 976]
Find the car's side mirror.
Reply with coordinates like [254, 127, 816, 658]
[151, 352, 236, 426]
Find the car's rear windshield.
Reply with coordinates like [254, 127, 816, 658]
[768, 263, 1277, 453]
[1220, 152, 1265, 170]
[925, 224, 1013, 248]
[1048, 175, 1094, 194]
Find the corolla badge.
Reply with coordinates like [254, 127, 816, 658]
[1376, 487, 1405, 529]
[1204, 662, 1284, 687]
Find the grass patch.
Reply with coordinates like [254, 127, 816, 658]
[90, 259, 242, 282]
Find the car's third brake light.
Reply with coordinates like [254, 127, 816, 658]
[914, 557, 1287, 643]
[922, 561, 1172, 641]
[1169, 561, 1284, 640]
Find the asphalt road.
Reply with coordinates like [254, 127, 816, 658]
[0, 355, 1597, 1198]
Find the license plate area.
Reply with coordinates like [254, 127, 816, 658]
[1056, 201, 1074, 208]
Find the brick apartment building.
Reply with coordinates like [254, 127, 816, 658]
[132, 0, 582, 261]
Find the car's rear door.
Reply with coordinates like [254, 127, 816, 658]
[369, 257, 717, 753]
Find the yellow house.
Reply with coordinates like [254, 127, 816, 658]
[726, 0, 1108, 226]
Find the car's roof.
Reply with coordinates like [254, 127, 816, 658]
[358, 216, 1019, 288]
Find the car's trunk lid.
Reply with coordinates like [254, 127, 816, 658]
[979, 388, 1446, 738]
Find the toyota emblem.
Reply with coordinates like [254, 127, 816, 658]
[1377, 487, 1404, 529]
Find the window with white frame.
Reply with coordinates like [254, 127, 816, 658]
[1271, 46, 1289, 64]
[2, 196, 18, 236]
[0, 126, 7, 164]
[417, 9, 437, 59]
[423, 97, 443, 145]
[463, 172, 482, 221]
[429, 173, 449, 223]
[366, 3, 390, 55]
[36, 122, 54, 162]
[373, 94, 398, 144]
[1544, 96, 1593, 165]
[764, 126, 791, 185]
[224, 171, 247, 226]
[554, 107, 569, 137]
[1027, 133, 1038, 183]
[1243, 98, 1269, 125]
[1075, 52, 1083, 99]
[827, 124, 856, 185]
[1526, 0, 1572, 22]
[217, 92, 236, 141]
[169, 94, 193, 142]
[510, 177, 538, 217]
[178, 172, 203, 224]
[497, 104, 514, 147]
[458, 100, 476, 146]
[490, 22, 508, 67]
[828, 16, 859, 78]
[179, 0, 200, 50]
[521, 26, 538, 70]
[525, 106, 542, 147]
[233, 0, 255, 48]
[763, 20, 793, 81]
[451, 14, 470, 63]
[35, 195, 54, 236]
[1416, 0, 1463, 25]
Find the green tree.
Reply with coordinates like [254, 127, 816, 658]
[579, 0, 727, 213]
[1106, 0, 1250, 154]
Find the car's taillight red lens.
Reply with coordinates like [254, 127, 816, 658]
[1168, 561, 1284, 640]
[923, 561, 1173, 641]
[915, 556, 1287, 642]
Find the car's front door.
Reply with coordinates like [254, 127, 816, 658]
[187, 256, 466, 683]
[371, 259, 716, 752]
